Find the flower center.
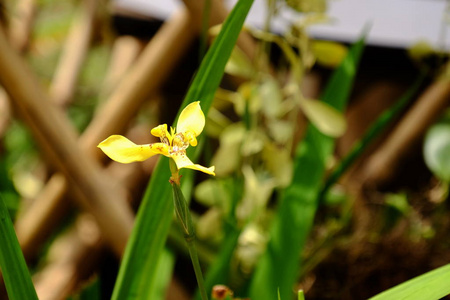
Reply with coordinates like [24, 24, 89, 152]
[170, 133, 189, 155]
[157, 130, 189, 156]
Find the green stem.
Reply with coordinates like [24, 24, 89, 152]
[187, 236, 209, 300]
[171, 179, 209, 300]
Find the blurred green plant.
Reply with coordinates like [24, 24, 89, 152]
[248, 32, 366, 300]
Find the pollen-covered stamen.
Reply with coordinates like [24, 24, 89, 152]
[160, 135, 170, 145]
[170, 132, 189, 155]
[151, 124, 173, 146]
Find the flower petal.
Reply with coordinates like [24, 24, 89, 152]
[151, 124, 172, 144]
[171, 152, 215, 176]
[98, 135, 168, 163]
[177, 101, 205, 137]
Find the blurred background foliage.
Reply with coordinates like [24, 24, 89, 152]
[0, 0, 449, 299]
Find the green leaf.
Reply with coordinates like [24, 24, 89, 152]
[111, 1, 254, 299]
[369, 264, 450, 300]
[298, 98, 347, 137]
[424, 111, 450, 183]
[225, 46, 256, 79]
[311, 40, 348, 68]
[249, 32, 366, 300]
[0, 194, 38, 300]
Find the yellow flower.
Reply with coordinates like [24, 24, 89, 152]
[98, 101, 215, 176]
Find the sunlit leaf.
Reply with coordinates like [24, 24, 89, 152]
[194, 179, 231, 208]
[237, 165, 275, 220]
[196, 208, 223, 242]
[211, 123, 246, 176]
[267, 119, 294, 144]
[262, 142, 293, 187]
[408, 40, 435, 61]
[312, 40, 348, 68]
[225, 46, 256, 79]
[298, 98, 347, 137]
[260, 76, 283, 118]
[285, 0, 327, 13]
[369, 264, 450, 300]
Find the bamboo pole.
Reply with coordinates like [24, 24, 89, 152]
[8, 0, 36, 53]
[32, 132, 155, 300]
[99, 36, 144, 101]
[33, 215, 104, 300]
[362, 78, 450, 187]
[48, 0, 98, 107]
[14, 9, 196, 259]
[0, 25, 135, 256]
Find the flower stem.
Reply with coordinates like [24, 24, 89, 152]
[170, 175, 209, 300]
[187, 236, 209, 300]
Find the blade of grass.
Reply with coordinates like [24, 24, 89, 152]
[111, 1, 254, 299]
[249, 34, 366, 300]
[319, 70, 427, 201]
[0, 194, 38, 300]
[369, 264, 450, 300]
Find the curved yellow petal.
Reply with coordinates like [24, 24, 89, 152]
[151, 124, 172, 145]
[171, 152, 215, 176]
[98, 135, 167, 163]
[177, 101, 205, 137]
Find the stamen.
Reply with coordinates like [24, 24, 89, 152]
[170, 132, 189, 154]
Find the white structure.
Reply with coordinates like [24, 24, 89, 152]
[114, 0, 450, 50]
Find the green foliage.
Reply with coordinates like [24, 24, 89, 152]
[320, 71, 427, 199]
[249, 33, 366, 300]
[0, 194, 38, 300]
[111, 1, 254, 298]
[424, 109, 450, 183]
[369, 264, 450, 300]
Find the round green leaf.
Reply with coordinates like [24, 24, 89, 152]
[424, 120, 450, 183]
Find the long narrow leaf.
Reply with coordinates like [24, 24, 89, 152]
[0, 194, 38, 300]
[111, 1, 254, 299]
[319, 71, 427, 200]
[369, 264, 450, 300]
[249, 34, 366, 300]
